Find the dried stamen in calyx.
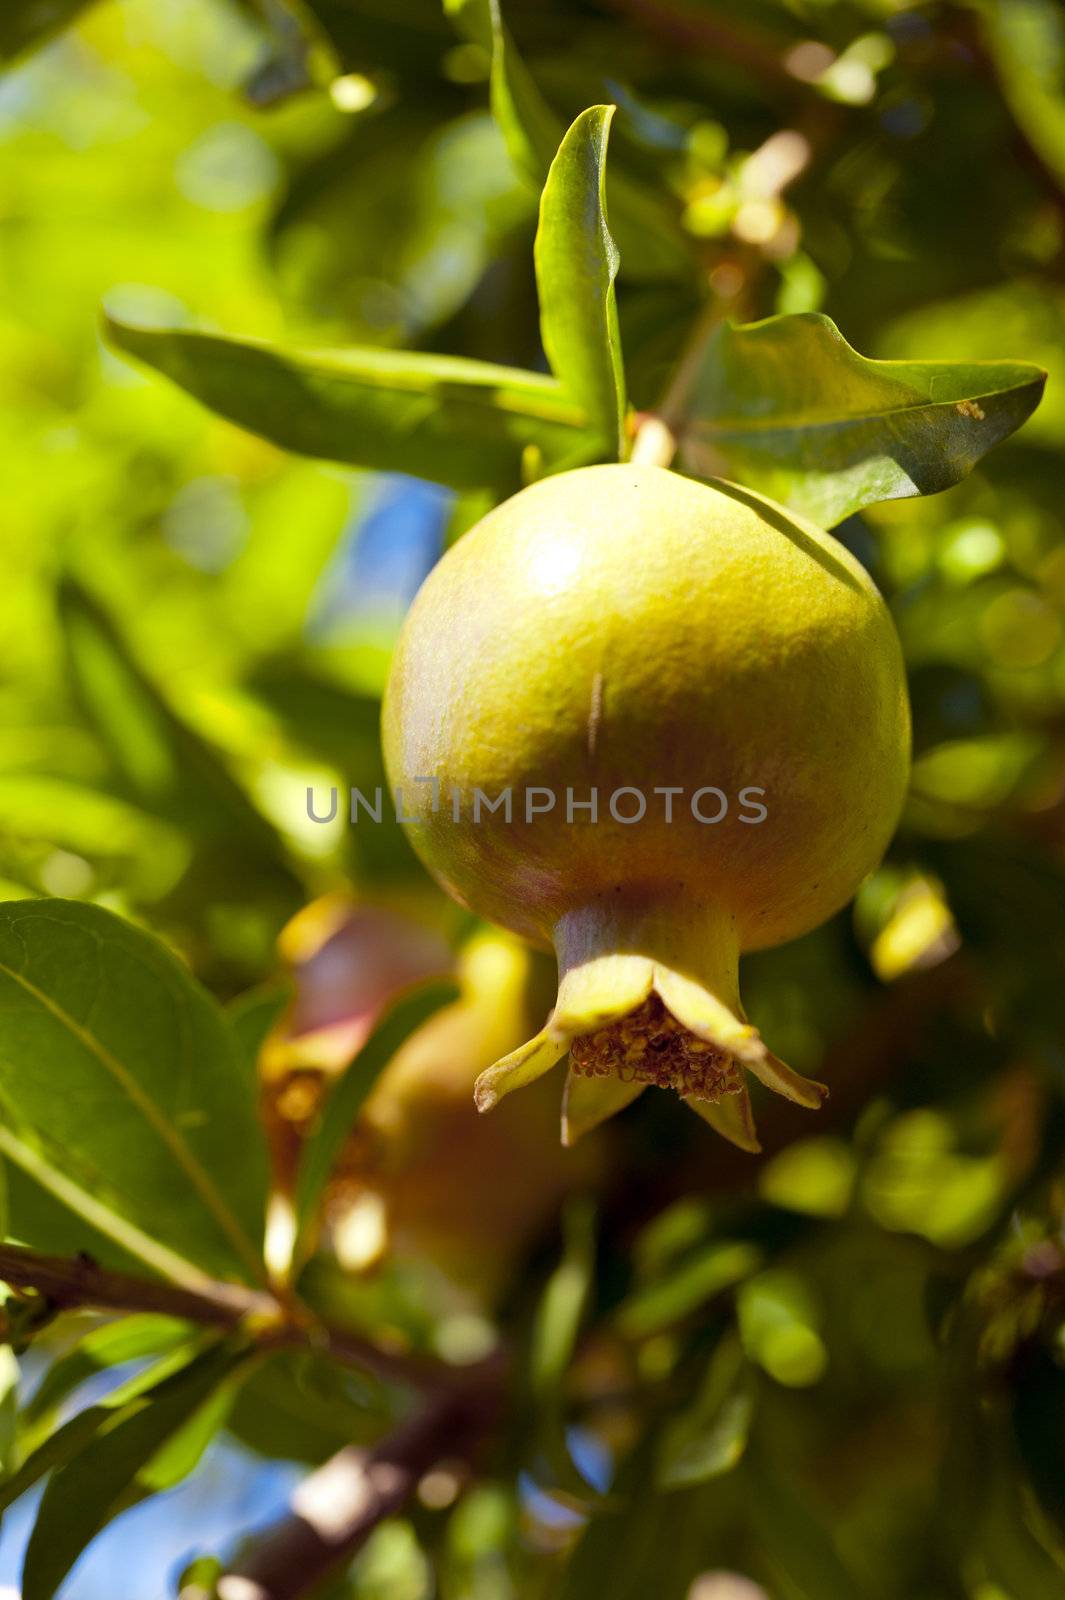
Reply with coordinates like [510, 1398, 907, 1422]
[568, 993, 744, 1102]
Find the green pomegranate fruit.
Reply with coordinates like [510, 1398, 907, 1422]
[382, 464, 910, 1148]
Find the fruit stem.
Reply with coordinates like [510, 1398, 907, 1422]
[629, 415, 678, 467]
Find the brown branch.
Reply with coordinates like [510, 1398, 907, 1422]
[0, 1242, 274, 1326]
[0, 1243, 507, 1597]
[0, 1241, 470, 1392]
[214, 1376, 504, 1600]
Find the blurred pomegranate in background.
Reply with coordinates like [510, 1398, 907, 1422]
[263, 898, 600, 1300]
[269, 894, 453, 1073]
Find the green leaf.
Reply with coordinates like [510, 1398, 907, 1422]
[0, 0, 97, 63]
[529, 1197, 596, 1401]
[484, 0, 560, 187]
[293, 979, 458, 1258]
[614, 1239, 763, 1341]
[983, 0, 1065, 194]
[0, 777, 185, 893]
[0, 1126, 209, 1281]
[484, 0, 690, 283]
[0, 1341, 202, 1514]
[136, 1371, 238, 1492]
[21, 1342, 244, 1600]
[677, 312, 1047, 526]
[103, 313, 591, 491]
[58, 579, 289, 859]
[227, 1349, 387, 1464]
[23, 1315, 192, 1433]
[535, 107, 626, 458]
[0, 899, 269, 1285]
[655, 1335, 753, 1490]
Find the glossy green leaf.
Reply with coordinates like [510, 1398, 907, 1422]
[678, 312, 1047, 526]
[483, 0, 690, 283]
[0, 899, 269, 1285]
[21, 1342, 244, 1600]
[0, 0, 96, 63]
[535, 107, 626, 457]
[103, 313, 591, 491]
[294, 979, 458, 1258]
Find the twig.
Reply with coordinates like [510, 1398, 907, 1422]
[214, 1376, 504, 1600]
[0, 1241, 470, 1392]
[0, 1242, 274, 1326]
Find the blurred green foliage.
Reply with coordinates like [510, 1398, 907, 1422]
[2, 2, 1065, 1598]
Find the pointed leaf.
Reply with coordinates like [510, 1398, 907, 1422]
[484, 0, 559, 187]
[294, 979, 458, 1257]
[484, 0, 690, 283]
[535, 106, 626, 457]
[21, 1342, 244, 1600]
[0, 899, 269, 1284]
[678, 312, 1047, 526]
[103, 313, 591, 490]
